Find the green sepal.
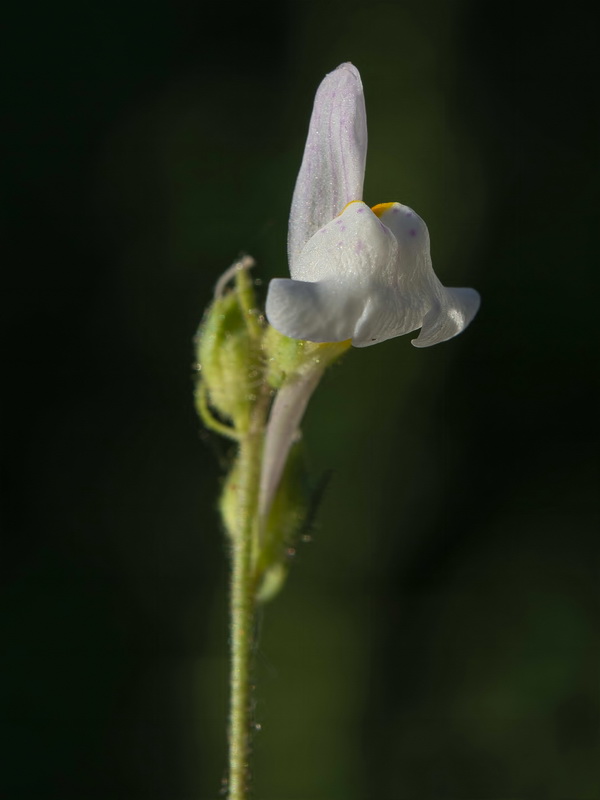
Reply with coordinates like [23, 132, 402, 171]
[263, 325, 351, 389]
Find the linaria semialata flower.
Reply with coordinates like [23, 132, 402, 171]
[266, 62, 480, 347]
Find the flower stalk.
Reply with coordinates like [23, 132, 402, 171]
[226, 405, 266, 800]
[195, 258, 343, 799]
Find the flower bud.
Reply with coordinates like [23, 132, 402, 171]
[256, 442, 310, 602]
[195, 288, 261, 434]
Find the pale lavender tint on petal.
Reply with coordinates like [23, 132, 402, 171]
[287, 63, 368, 273]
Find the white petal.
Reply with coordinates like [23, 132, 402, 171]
[350, 203, 433, 346]
[411, 287, 481, 347]
[266, 278, 361, 343]
[268, 201, 396, 342]
[292, 201, 396, 282]
[268, 200, 480, 348]
[374, 203, 480, 348]
[287, 63, 367, 271]
[286, 201, 428, 347]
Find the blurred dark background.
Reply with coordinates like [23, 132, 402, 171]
[3, 0, 598, 797]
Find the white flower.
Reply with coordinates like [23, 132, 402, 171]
[266, 63, 480, 348]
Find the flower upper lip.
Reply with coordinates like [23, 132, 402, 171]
[286, 63, 368, 271]
[266, 62, 480, 348]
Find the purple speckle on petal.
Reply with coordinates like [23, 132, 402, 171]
[409, 228, 416, 237]
[355, 240, 364, 254]
[335, 219, 343, 225]
[392, 206, 400, 214]
[320, 228, 327, 234]
[379, 222, 386, 231]
[356, 207, 364, 213]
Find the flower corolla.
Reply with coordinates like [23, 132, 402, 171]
[266, 63, 480, 348]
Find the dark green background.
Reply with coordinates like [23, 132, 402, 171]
[3, 1, 598, 797]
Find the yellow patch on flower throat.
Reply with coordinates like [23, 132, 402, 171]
[370, 202, 396, 217]
[338, 201, 398, 218]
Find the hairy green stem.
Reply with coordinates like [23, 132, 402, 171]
[227, 438, 258, 800]
[227, 391, 269, 800]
